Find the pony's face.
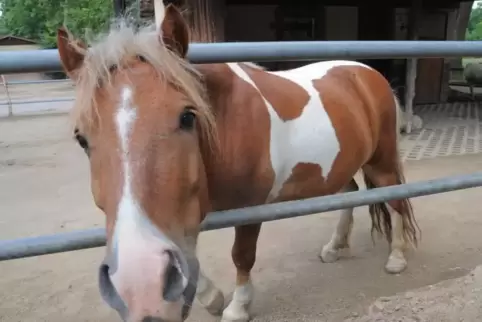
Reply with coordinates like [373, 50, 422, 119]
[57, 4, 214, 322]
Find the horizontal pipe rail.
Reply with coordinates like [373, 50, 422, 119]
[0, 97, 74, 106]
[1, 79, 72, 85]
[1, 171, 482, 261]
[1, 40, 482, 74]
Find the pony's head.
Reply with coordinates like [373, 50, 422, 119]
[56, 3, 216, 321]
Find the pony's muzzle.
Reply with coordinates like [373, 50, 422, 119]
[98, 240, 193, 322]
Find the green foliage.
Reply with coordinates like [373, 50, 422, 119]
[0, 0, 114, 48]
[0, 2, 7, 35]
[0, 19, 7, 36]
[467, 2, 482, 41]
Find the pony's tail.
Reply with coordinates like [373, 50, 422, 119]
[362, 93, 420, 247]
[393, 94, 421, 247]
[393, 92, 404, 140]
[363, 172, 393, 244]
[363, 167, 420, 248]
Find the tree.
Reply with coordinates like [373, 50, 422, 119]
[467, 2, 482, 40]
[0, 19, 7, 36]
[0, 1, 7, 35]
[1, 0, 113, 48]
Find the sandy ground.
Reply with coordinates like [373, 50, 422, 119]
[1, 114, 482, 322]
[349, 265, 482, 322]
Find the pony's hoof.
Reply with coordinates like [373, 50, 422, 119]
[221, 308, 250, 322]
[385, 254, 407, 274]
[221, 298, 251, 322]
[320, 245, 339, 263]
[197, 287, 225, 316]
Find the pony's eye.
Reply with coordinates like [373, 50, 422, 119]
[74, 129, 90, 154]
[179, 108, 196, 130]
[108, 64, 118, 73]
[137, 55, 147, 62]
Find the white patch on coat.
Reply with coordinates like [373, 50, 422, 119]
[227, 61, 372, 201]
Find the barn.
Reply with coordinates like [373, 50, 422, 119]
[113, 0, 475, 131]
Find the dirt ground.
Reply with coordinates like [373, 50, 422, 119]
[1, 113, 482, 322]
[348, 265, 482, 322]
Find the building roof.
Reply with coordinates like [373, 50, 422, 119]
[0, 35, 38, 45]
[225, 0, 470, 8]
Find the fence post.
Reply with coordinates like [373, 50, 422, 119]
[404, 0, 422, 134]
[1, 75, 13, 117]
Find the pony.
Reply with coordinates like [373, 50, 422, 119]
[56, 2, 419, 321]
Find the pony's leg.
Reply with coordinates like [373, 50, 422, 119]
[363, 166, 418, 274]
[385, 202, 409, 274]
[320, 179, 359, 263]
[196, 269, 225, 315]
[222, 223, 261, 322]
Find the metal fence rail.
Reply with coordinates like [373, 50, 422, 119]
[2, 171, 482, 261]
[1, 40, 482, 261]
[2, 79, 72, 85]
[2, 40, 482, 74]
[0, 77, 74, 117]
[0, 97, 74, 105]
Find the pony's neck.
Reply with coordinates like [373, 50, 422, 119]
[194, 63, 233, 115]
[193, 62, 272, 211]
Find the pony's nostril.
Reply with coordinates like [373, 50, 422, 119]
[98, 263, 127, 318]
[99, 264, 117, 304]
[141, 316, 164, 322]
[162, 251, 187, 302]
[99, 263, 113, 301]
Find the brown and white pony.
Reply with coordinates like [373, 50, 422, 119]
[56, 3, 419, 322]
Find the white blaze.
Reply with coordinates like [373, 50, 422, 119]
[110, 85, 188, 302]
[113, 86, 167, 251]
[113, 86, 166, 239]
[116, 87, 136, 205]
[114, 86, 146, 243]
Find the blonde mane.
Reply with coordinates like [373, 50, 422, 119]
[69, 15, 217, 146]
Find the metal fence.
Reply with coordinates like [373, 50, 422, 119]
[2, 41, 482, 74]
[0, 77, 74, 117]
[1, 40, 482, 261]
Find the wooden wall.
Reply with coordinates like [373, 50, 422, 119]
[133, 0, 462, 105]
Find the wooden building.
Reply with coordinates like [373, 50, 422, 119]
[114, 0, 474, 131]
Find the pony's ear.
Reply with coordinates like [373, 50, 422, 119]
[57, 27, 86, 79]
[160, 4, 189, 58]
